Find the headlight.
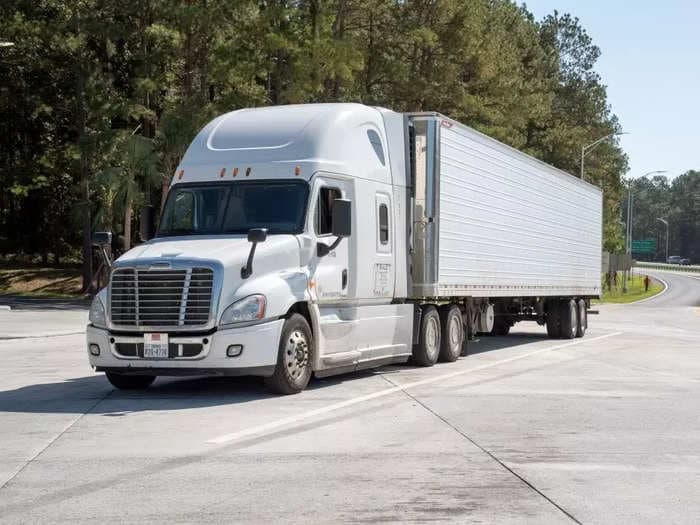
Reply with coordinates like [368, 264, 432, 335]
[219, 295, 266, 326]
[89, 296, 107, 328]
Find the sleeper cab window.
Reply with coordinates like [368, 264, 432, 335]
[367, 129, 386, 166]
[315, 186, 342, 235]
[379, 203, 389, 244]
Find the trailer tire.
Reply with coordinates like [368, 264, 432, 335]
[105, 372, 156, 390]
[576, 299, 587, 338]
[546, 303, 560, 339]
[439, 305, 463, 362]
[413, 306, 440, 367]
[491, 318, 511, 336]
[264, 314, 313, 395]
[559, 299, 577, 340]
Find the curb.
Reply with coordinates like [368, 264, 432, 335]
[629, 275, 669, 305]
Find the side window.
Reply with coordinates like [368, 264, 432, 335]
[379, 204, 389, 244]
[315, 187, 342, 235]
[367, 129, 386, 166]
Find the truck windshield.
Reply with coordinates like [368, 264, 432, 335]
[157, 181, 309, 236]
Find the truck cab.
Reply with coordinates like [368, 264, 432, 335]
[87, 104, 414, 394]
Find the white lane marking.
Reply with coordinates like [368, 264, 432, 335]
[631, 274, 669, 304]
[206, 332, 622, 445]
[0, 331, 85, 342]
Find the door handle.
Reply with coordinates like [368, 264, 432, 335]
[342, 269, 348, 289]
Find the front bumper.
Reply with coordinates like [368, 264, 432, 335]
[86, 319, 284, 377]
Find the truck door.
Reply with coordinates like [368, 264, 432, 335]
[373, 192, 394, 299]
[309, 176, 351, 303]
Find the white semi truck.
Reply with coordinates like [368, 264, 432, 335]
[86, 103, 602, 394]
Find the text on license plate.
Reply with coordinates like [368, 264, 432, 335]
[144, 333, 169, 358]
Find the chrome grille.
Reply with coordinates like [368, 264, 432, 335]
[110, 267, 213, 328]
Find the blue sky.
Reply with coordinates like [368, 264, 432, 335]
[524, 0, 699, 179]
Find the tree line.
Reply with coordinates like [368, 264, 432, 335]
[627, 171, 699, 263]
[1, 0, 632, 291]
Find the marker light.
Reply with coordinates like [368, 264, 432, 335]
[220, 168, 226, 178]
[178, 169, 184, 180]
[233, 167, 239, 177]
[295, 166, 301, 176]
[245, 167, 252, 177]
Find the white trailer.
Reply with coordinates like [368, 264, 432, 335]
[86, 103, 602, 393]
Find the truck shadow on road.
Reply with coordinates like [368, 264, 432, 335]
[0, 332, 548, 415]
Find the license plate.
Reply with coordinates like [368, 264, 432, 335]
[144, 333, 169, 358]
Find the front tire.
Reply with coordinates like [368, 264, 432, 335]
[106, 372, 156, 390]
[439, 305, 463, 362]
[265, 314, 313, 395]
[413, 305, 441, 367]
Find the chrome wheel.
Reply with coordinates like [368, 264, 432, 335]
[569, 305, 577, 337]
[266, 314, 313, 394]
[284, 330, 309, 381]
[439, 305, 463, 362]
[413, 305, 441, 367]
[425, 315, 439, 360]
[448, 315, 462, 347]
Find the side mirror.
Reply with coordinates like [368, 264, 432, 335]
[92, 231, 112, 247]
[318, 199, 352, 257]
[140, 205, 155, 242]
[91, 231, 113, 269]
[241, 228, 268, 279]
[331, 199, 352, 237]
[248, 228, 268, 244]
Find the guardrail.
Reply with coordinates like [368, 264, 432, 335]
[635, 261, 700, 273]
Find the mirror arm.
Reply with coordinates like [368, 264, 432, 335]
[317, 236, 343, 257]
[241, 242, 258, 279]
[98, 246, 112, 270]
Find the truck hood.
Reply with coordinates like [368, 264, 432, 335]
[118, 236, 257, 265]
[117, 235, 302, 269]
[115, 235, 305, 319]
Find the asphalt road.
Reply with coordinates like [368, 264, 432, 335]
[1, 271, 699, 524]
[640, 269, 700, 307]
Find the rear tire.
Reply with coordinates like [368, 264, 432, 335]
[559, 299, 577, 340]
[439, 305, 463, 362]
[265, 314, 313, 395]
[575, 299, 587, 338]
[413, 306, 441, 367]
[491, 318, 511, 336]
[546, 302, 560, 339]
[106, 372, 156, 390]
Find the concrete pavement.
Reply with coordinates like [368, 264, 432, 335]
[0, 270, 699, 523]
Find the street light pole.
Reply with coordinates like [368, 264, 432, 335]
[657, 218, 669, 262]
[580, 132, 628, 181]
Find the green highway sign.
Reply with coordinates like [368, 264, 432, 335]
[631, 239, 656, 253]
